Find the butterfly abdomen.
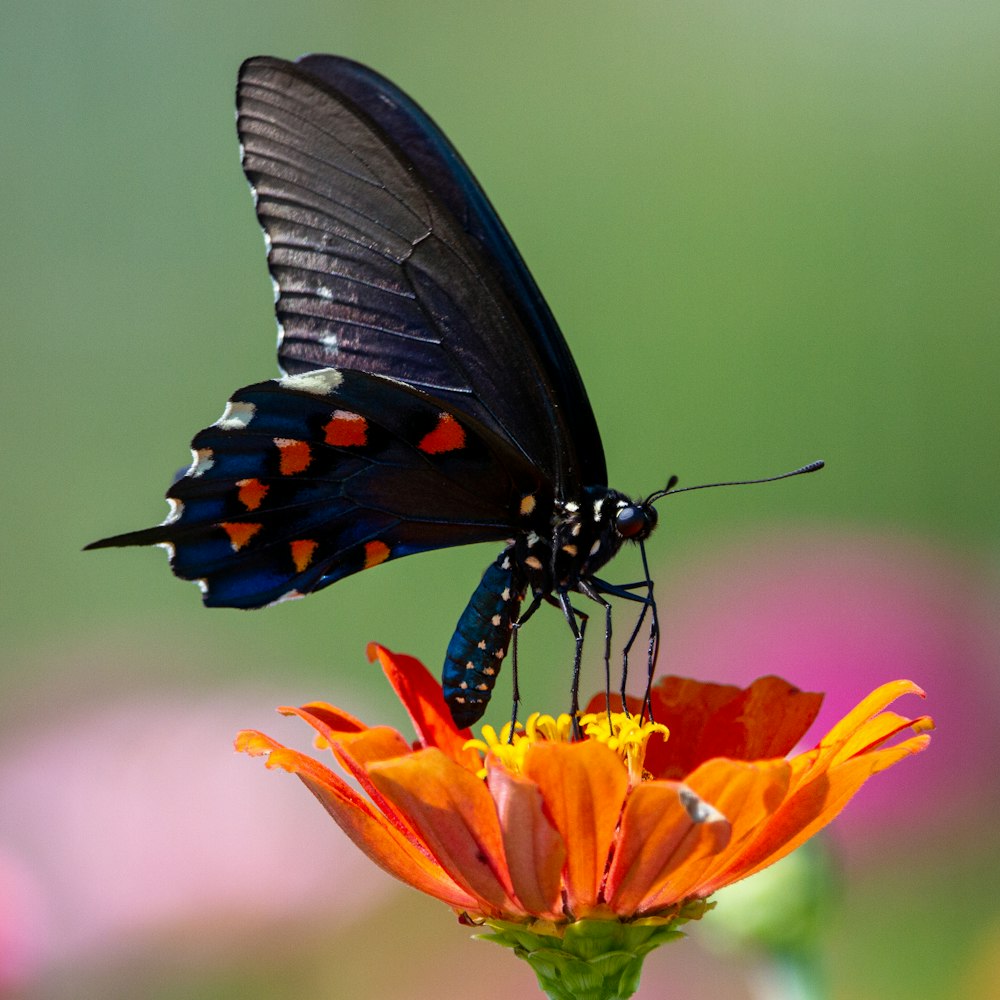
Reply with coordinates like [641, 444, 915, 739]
[442, 549, 526, 728]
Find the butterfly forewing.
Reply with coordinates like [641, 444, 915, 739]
[237, 56, 606, 495]
[292, 55, 608, 490]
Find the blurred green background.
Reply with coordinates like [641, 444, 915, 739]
[2, 2, 998, 998]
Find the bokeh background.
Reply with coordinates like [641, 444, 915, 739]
[3, 2, 998, 997]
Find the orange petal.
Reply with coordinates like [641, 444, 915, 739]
[605, 780, 730, 915]
[367, 644, 481, 770]
[235, 731, 477, 910]
[282, 700, 368, 734]
[826, 710, 934, 767]
[703, 731, 931, 893]
[298, 716, 421, 838]
[324, 726, 413, 768]
[521, 740, 628, 916]
[487, 764, 566, 919]
[664, 757, 792, 901]
[812, 680, 926, 766]
[368, 748, 517, 916]
[280, 703, 411, 769]
[275, 705, 415, 829]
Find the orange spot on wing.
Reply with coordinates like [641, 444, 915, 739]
[220, 521, 262, 551]
[363, 540, 390, 568]
[236, 478, 269, 511]
[324, 410, 368, 447]
[418, 412, 465, 454]
[274, 438, 311, 475]
[290, 539, 319, 572]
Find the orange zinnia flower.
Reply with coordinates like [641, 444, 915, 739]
[236, 644, 932, 1000]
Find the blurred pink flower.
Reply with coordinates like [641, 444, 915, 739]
[657, 528, 1000, 848]
[0, 847, 46, 989]
[0, 677, 395, 982]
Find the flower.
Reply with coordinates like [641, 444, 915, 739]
[236, 644, 932, 1000]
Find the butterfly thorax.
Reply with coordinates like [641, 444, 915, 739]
[511, 485, 657, 596]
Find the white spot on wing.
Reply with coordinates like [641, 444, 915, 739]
[164, 498, 184, 524]
[279, 368, 344, 396]
[316, 286, 334, 300]
[188, 448, 215, 476]
[215, 401, 256, 430]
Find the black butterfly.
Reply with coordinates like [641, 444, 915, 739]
[88, 55, 818, 727]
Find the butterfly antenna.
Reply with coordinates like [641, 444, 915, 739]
[646, 460, 824, 505]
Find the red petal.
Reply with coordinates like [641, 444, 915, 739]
[367, 644, 481, 770]
[487, 764, 566, 918]
[643, 676, 822, 779]
[522, 741, 628, 916]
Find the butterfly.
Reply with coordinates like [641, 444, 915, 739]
[87, 55, 819, 727]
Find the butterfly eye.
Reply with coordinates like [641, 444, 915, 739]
[615, 504, 656, 539]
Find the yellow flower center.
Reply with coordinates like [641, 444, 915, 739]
[464, 711, 668, 784]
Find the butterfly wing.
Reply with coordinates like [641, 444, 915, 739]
[238, 55, 607, 495]
[87, 368, 544, 608]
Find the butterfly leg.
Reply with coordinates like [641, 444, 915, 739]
[578, 578, 615, 721]
[593, 579, 659, 719]
[593, 543, 660, 719]
[509, 592, 545, 738]
[554, 589, 590, 735]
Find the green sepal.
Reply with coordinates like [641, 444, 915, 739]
[476, 901, 714, 1000]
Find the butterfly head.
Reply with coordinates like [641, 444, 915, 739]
[613, 498, 658, 541]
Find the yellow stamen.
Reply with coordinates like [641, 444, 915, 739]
[463, 710, 668, 782]
[579, 711, 669, 786]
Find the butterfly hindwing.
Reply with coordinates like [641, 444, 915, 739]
[88, 368, 544, 609]
[237, 56, 606, 495]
